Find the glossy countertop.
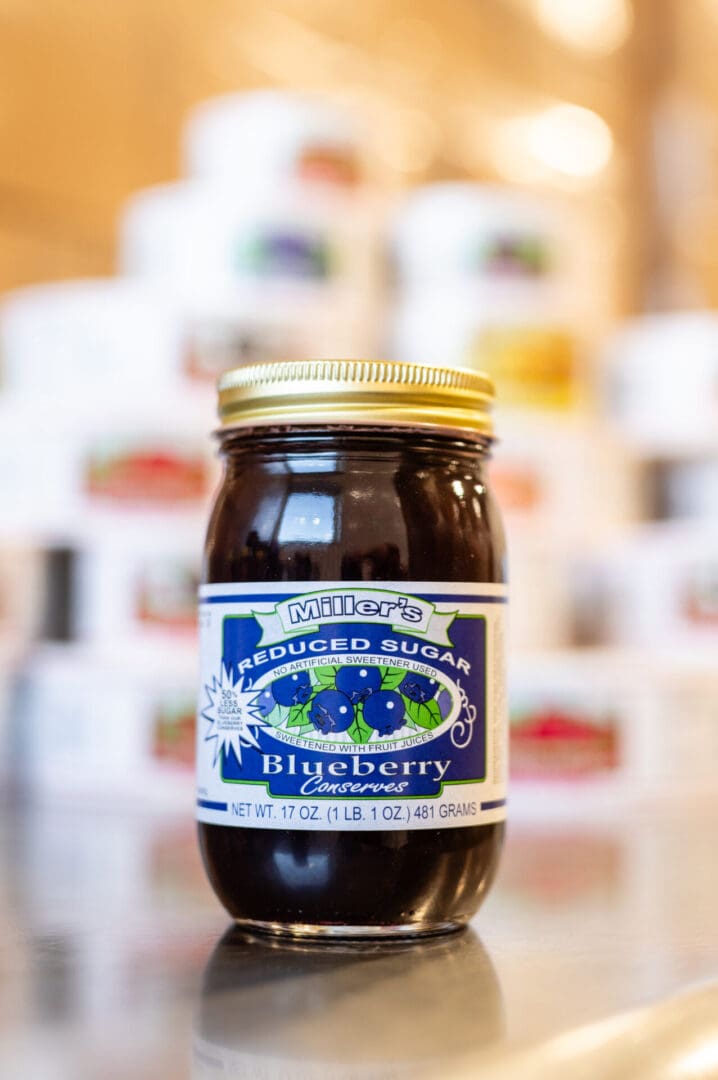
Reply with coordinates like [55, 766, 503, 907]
[1, 794, 717, 1078]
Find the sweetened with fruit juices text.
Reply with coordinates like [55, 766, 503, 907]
[196, 581, 507, 830]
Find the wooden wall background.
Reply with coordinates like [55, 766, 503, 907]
[0, 0, 715, 311]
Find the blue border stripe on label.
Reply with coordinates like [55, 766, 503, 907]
[435, 595, 507, 604]
[197, 799, 228, 811]
[200, 594, 294, 605]
[200, 593, 508, 606]
[481, 798, 507, 811]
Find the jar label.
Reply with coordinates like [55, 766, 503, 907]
[196, 581, 507, 831]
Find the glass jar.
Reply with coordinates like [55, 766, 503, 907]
[197, 359, 507, 938]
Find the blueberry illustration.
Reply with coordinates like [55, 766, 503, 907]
[272, 671, 312, 707]
[335, 665, 381, 703]
[252, 687, 276, 717]
[308, 689, 354, 734]
[363, 690, 405, 736]
[399, 673, 438, 704]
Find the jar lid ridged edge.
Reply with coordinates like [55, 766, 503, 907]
[218, 358, 493, 395]
[217, 358, 495, 436]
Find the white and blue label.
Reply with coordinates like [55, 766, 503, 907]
[196, 582, 507, 830]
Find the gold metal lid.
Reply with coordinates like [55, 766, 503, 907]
[217, 359, 495, 437]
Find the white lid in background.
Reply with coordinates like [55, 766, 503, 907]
[182, 90, 362, 185]
[391, 182, 564, 287]
[0, 278, 183, 397]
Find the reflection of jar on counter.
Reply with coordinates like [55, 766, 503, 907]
[197, 358, 508, 938]
[194, 926, 504, 1079]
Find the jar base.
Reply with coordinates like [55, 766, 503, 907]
[232, 917, 467, 942]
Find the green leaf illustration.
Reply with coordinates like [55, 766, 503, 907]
[348, 705, 373, 745]
[380, 666, 406, 690]
[287, 701, 313, 728]
[312, 665, 338, 688]
[405, 697, 443, 730]
[425, 698, 442, 726]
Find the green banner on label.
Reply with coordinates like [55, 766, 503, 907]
[251, 588, 457, 647]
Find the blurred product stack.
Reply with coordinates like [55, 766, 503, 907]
[390, 183, 574, 407]
[2, 81, 716, 821]
[120, 92, 381, 374]
[389, 183, 651, 816]
[0, 279, 211, 807]
[586, 315, 718, 785]
[506, 312, 718, 817]
[0, 90, 381, 810]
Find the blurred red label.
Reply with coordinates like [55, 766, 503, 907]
[490, 463, 543, 511]
[511, 708, 620, 779]
[85, 448, 207, 503]
[153, 702, 195, 769]
[296, 145, 360, 187]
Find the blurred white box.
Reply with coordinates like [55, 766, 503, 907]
[602, 312, 718, 450]
[391, 182, 564, 290]
[0, 279, 185, 401]
[0, 273, 368, 400]
[577, 522, 718, 649]
[13, 641, 197, 809]
[0, 395, 215, 538]
[492, 414, 642, 540]
[509, 648, 718, 819]
[505, 534, 579, 651]
[118, 179, 381, 305]
[509, 650, 648, 813]
[648, 659, 718, 791]
[183, 90, 364, 190]
[390, 287, 581, 411]
[177, 284, 376, 382]
[74, 522, 201, 646]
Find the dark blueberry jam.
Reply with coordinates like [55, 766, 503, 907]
[199, 427, 506, 936]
